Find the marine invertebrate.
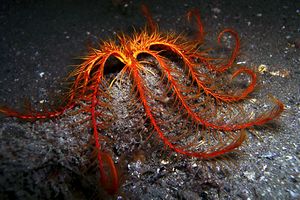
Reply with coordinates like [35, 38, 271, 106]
[0, 5, 284, 195]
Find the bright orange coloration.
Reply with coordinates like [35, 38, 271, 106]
[0, 6, 284, 195]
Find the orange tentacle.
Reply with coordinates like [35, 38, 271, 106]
[216, 29, 240, 72]
[147, 42, 253, 103]
[187, 8, 205, 43]
[132, 62, 246, 158]
[99, 151, 119, 194]
[208, 67, 257, 102]
[0, 103, 75, 120]
[140, 50, 283, 131]
[141, 4, 157, 32]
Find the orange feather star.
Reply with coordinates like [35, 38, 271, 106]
[0, 6, 284, 195]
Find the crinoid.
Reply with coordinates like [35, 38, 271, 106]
[0, 5, 284, 195]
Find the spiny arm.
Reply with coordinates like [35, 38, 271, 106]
[85, 52, 127, 195]
[187, 8, 204, 43]
[132, 60, 246, 158]
[141, 4, 157, 32]
[190, 29, 240, 73]
[144, 42, 256, 102]
[141, 50, 283, 131]
[0, 102, 75, 120]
